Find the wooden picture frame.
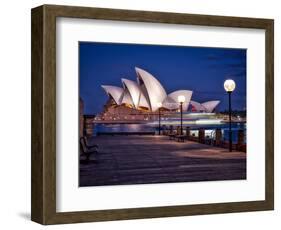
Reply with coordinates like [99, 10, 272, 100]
[31, 4, 274, 225]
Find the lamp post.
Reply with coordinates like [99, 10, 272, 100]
[224, 79, 236, 152]
[157, 102, 162, 135]
[177, 95, 186, 135]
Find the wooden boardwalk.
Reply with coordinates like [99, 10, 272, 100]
[79, 136, 246, 187]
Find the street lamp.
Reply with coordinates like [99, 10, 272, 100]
[224, 79, 236, 152]
[177, 95, 186, 135]
[157, 102, 162, 135]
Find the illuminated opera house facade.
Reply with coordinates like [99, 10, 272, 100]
[97, 67, 220, 121]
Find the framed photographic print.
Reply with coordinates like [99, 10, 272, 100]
[31, 4, 274, 225]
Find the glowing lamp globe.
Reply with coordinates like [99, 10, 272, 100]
[224, 79, 236, 92]
[177, 95, 186, 103]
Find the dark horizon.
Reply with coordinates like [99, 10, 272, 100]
[79, 42, 246, 115]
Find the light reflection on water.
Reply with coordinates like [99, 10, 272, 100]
[93, 122, 246, 143]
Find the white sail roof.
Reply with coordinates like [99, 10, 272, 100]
[135, 67, 167, 112]
[101, 85, 123, 105]
[121, 78, 140, 108]
[121, 78, 150, 109]
[201, 100, 220, 113]
[190, 100, 205, 112]
[163, 90, 193, 111]
[121, 88, 134, 105]
[190, 100, 220, 112]
[138, 91, 150, 109]
[101, 68, 219, 114]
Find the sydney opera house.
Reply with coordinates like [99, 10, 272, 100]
[97, 67, 220, 121]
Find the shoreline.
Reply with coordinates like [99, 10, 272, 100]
[92, 120, 246, 125]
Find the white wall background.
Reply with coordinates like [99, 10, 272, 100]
[0, 0, 279, 229]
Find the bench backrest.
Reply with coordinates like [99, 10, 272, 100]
[80, 137, 87, 153]
[83, 136, 89, 146]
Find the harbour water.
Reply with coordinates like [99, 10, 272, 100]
[93, 121, 246, 144]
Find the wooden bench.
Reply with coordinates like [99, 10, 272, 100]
[176, 135, 186, 142]
[83, 136, 98, 149]
[168, 134, 176, 140]
[80, 137, 98, 163]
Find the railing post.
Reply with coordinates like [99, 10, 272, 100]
[237, 129, 245, 151]
[176, 126, 180, 135]
[169, 125, 173, 134]
[185, 127, 190, 140]
[162, 125, 166, 135]
[215, 128, 222, 146]
[199, 128, 205, 143]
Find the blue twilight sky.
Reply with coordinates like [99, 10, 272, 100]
[79, 42, 246, 115]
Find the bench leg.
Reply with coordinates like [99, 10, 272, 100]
[86, 153, 90, 162]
